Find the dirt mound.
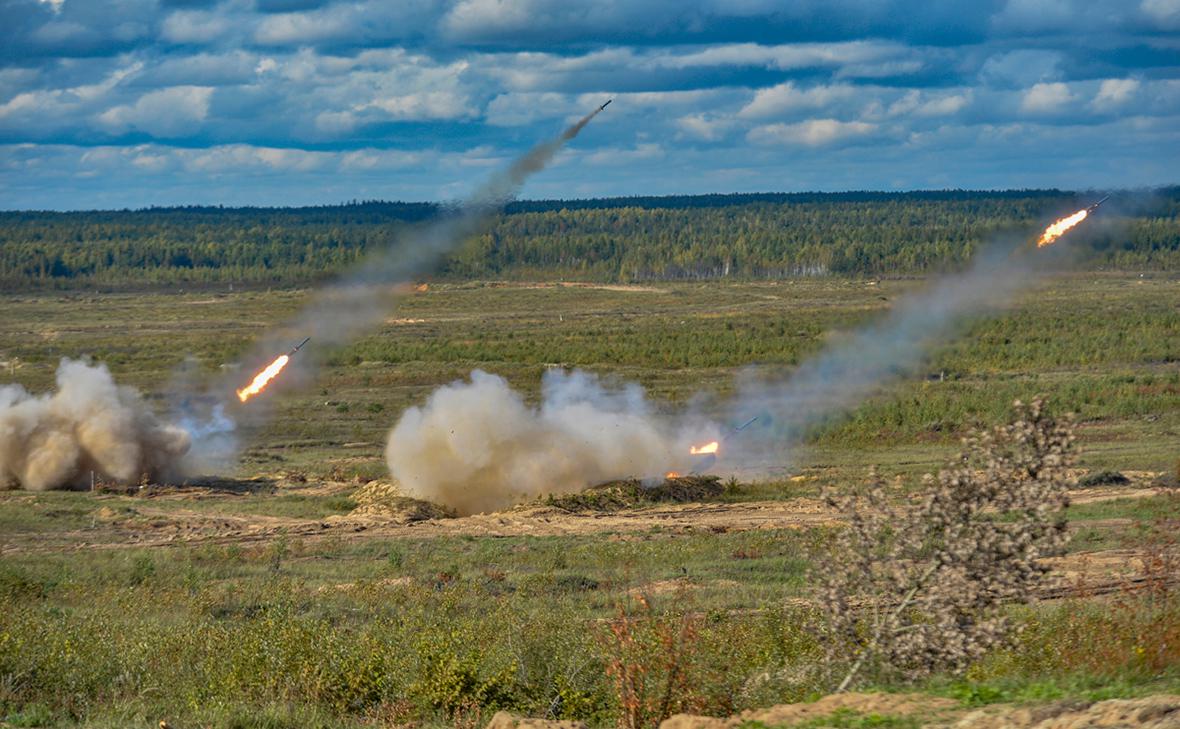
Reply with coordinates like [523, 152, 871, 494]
[658, 693, 1180, 729]
[660, 692, 956, 728]
[544, 476, 725, 512]
[955, 695, 1180, 728]
[486, 712, 587, 728]
[349, 480, 455, 522]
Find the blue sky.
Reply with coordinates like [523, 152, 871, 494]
[1, 0, 1178, 210]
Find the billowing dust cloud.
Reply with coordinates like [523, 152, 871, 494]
[385, 369, 694, 515]
[0, 359, 190, 490]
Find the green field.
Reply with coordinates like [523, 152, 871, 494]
[2, 272, 1179, 727]
[2, 273, 1177, 478]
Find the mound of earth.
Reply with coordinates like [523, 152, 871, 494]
[660, 692, 957, 728]
[654, 693, 1180, 729]
[954, 695, 1180, 728]
[544, 475, 725, 512]
[349, 480, 455, 522]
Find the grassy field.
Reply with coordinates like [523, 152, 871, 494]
[1, 273, 1179, 727]
[2, 273, 1177, 478]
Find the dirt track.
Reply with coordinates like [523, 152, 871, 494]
[0, 480, 1163, 558]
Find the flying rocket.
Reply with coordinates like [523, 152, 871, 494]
[598, 99, 612, 112]
[1085, 195, 1110, 213]
[290, 337, 310, 355]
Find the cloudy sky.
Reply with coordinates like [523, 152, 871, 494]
[1, 0, 1178, 209]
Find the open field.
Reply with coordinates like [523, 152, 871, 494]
[2, 273, 1179, 727]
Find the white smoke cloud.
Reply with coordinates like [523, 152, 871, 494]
[0, 359, 191, 490]
[385, 369, 699, 515]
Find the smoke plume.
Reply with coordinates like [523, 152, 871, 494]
[203, 105, 609, 464]
[383, 237, 1080, 512]
[385, 369, 698, 515]
[236, 106, 607, 371]
[0, 359, 190, 490]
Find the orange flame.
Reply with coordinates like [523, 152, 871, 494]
[236, 354, 290, 403]
[690, 440, 720, 455]
[665, 471, 681, 478]
[1037, 208, 1089, 247]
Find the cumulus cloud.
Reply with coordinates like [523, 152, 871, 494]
[748, 118, 876, 146]
[1142, 0, 1180, 26]
[0, 0, 1177, 207]
[739, 81, 862, 120]
[1020, 81, 1074, 113]
[885, 89, 972, 118]
[161, 9, 232, 44]
[97, 86, 213, 137]
[363, 91, 475, 121]
[1091, 78, 1140, 109]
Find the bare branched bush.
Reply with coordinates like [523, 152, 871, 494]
[601, 595, 704, 729]
[817, 397, 1075, 691]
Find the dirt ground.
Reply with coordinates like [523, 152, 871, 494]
[2, 473, 1168, 599]
[488, 692, 1180, 728]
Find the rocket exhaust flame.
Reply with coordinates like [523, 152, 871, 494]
[690, 440, 720, 455]
[1037, 209, 1089, 247]
[1036, 196, 1108, 247]
[236, 354, 290, 403]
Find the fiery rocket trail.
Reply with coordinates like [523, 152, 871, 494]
[1037, 196, 1109, 247]
[1038, 209, 1090, 247]
[236, 354, 289, 403]
[196, 101, 612, 469]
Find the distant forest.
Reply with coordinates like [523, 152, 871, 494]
[2, 189, 1178, 289]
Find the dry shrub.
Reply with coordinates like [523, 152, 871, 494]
[817, 397, 1075, 691]
[600, 595, 707, 729]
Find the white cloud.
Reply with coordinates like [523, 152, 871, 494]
[313, 109, 359, 134]
[186, 144, 326, 173]
[363, 91, 475, 121]
[0, 62, 142, 126]
[740, 82, 860, 119]
[36, 0, 65, 13]
[1020, 82, 1073, 113]
[254, 10, 352, 46]
[747, 118, 876, 146]
[675, 113, 732, 141]
[485, 92, 575, 126]
[886, 89, 972, 118]
[1092, 78, 1140, 110]
[1141, 0, 1180, 27]
[97, 86, 213, 137]
[161, 10, 231, 44]
[443, 0, 537, 38]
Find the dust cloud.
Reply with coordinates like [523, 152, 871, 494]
[384, 369, 699, 515]
[0, 359, 190, 490]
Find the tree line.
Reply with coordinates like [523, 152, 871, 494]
[1, 189, 1177, 289]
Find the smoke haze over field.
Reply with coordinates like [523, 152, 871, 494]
[385, 369, 704, 515]
[0, 359, 190, 490]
